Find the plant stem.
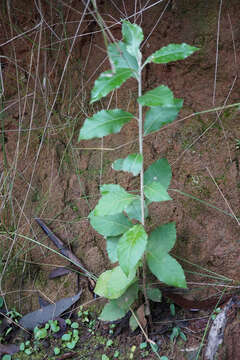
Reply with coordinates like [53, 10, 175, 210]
[137, 66, 144, 227]
[138, 61, 152, 327]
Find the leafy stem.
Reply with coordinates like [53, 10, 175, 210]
[78, 19, 199, 329]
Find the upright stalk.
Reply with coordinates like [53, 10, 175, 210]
[138, 63, 151, 324]
[137, 65, 145, 227]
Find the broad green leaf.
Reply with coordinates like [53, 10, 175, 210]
[114, 281, 139, 310]
[79, 109, 133, 140]
[90, 68, 133, 103]
[146, 287, 162, 302]
[144, 158, 172, 202]
[99, 282, 139, 321]
[112, 153, 143, 176]
[89, 212, 132, 237]
[99, 301, 126, 321]
[108, 41, 138, 73]
[144, 158, 172, 189]
[94, 185, 137, 216]
[122, 21, 143, 60]
[144, 181, 172, 202]
[137, 85, 174, 107]
[106, 236, 120, 263]
[147, 252, 187, 288]
[146, 43, 199, 64]
[125, 198, 149, 222]
[100, 183, 124, 195]
[144, 99, 183, 135]
[94, 265, 136, 299]
[148, 223, 176, 255]
[117, 224, 147, 276]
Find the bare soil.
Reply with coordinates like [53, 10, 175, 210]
[1, 0, 240, 359]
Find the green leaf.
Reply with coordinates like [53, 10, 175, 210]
[79, 109, 133, 140]
[99, 282, 139, 321]
[144, 182, 171, 202]
[122, 21, 143, 60]
[89, 212, 132, 237]
[138, 85, 174, 107]
[125, 198, 149, 222]
[90, 68, 133, 103]
[147, 253, 187, 288]
[112, 153, 143, 176]
[170, 327, 179, 341]
[117, 224, 147, 276]
[2, 355, 11, 360]
[54, 347, 61, 355]
[94, 265, 136, 299]
[150, 342, 159, 353]
[71, 322, 79, 329]
[108, 41, 138, 72]
[102, 355, 110, 360]
[100, 183, 122, 195]
[67, 341, 77, 349]
[62, 333, 72, 341]
[114, 282, 139, 310]
[94, 185, 137, 216]
[146, 287, 162, 302]
[146, 43, 199, 64]
[129, 314, 138, 332]
[180, 331, 187, 341]
[106, 236, 120, 263]
[106, 339, 113, 347]
[25, 348, 33, 355]
[144, 158, 172, 202]
[144, 99, 183, 135]
[147, 222, 186, 288]
[148, 223, 176, 255]
[99, 301, 126, 321]
[34, 327, 47, 340]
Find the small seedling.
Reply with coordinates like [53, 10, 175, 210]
[78, 306, 89, 323]
[65, 318, 72, 325]
[114, 350, 120, 358]
[2, 308, 23, 337]
[235, 138, 240, 150]
[48, 319, 60, 333]
[61, 329, 79, 349]
[19, 340, 33, 355]
[170, 326, 187, 342]
[34, 326, 48, 340]
[102, 355, 110, 360]
[140, 342, 147, 350]
[140, 342, 149, 358]
[54, 347, 61, 355]
[71, 321, 79, 329]
[130, 345, 136, 359]
[109, 323, 116, 335]
[211, 307, 221, 320]
[106, 339, 113, 348]
[79, 20, 198, 327]
[88, 318, 96, 333]
[6, 309, 22, 321]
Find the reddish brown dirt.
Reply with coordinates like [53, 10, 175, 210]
[1, 0, 240, 359]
